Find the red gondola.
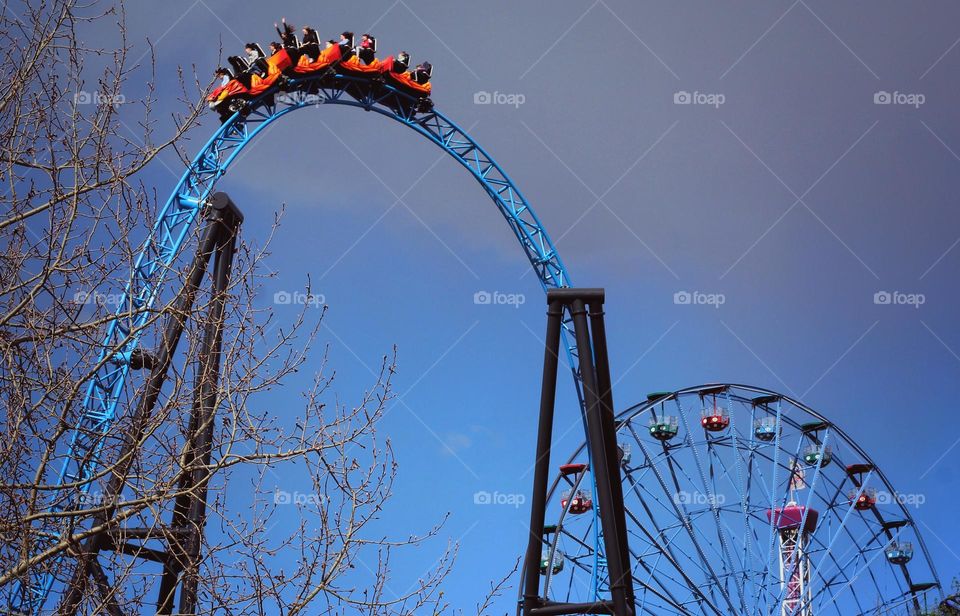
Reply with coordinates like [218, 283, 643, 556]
[850, 488, 877, 511]
[561, 489, 592, 515]
[701, 408, 730, 432]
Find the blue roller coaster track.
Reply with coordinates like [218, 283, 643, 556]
[7, 72, 588, 614]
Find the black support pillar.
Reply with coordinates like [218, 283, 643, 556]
[521, 289, 634, 616]
[57, 193, 243, 616]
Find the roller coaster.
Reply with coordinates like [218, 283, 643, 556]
[1, 24, 947, 616]
[208, 30, 434, 123]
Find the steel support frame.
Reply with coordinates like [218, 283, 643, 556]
[7, 70, 579, 614]
[522, 289, 634, 616]
[53, 193, 243, 616]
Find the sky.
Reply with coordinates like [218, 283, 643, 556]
[63, 0, 960, 612]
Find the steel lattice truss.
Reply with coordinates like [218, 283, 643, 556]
[7, 74, 581, 614]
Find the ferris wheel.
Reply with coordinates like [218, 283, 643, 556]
[531, 384, 941, 615]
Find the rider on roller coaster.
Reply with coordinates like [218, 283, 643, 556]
[275, 17, 298, 49]
[339, 31, 355, 59]
[208, 23, 433, 123]
[300, 26, 320, 60]
[358, 33, 376, 64]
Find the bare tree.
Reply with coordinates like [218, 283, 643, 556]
[0, 1, 513, 613]
[912, 579, 960, 616]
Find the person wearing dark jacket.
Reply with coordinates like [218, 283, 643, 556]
[391, 51, 410, 73]
[275, 18, 299, 49]
[412, 61, 432, 84]
[226, 56, 247, 82]
[300, 26, 320, 60]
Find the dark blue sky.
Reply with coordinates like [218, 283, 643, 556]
[83, 0, 960, 610]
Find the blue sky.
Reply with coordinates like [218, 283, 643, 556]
[74, 0, 960, 611]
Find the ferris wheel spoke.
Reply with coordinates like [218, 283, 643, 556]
[625, 426, 716, 577]
[805, 530, 892, 615]
[760, 420, 814, 612]
[741, 397, 764, 604]
[706, 443, 764, 594]
[621, 470, 724, 615]
[824, 550, 882, 611]
[806, 531, 877, 614]
[624, 498, 689, 614]
[563, 508, 698, 615]
[756, 426, 822, 607]
[774, 430, 872, 615]
[728, 424, 789, 579]
[696, 419, 771, 588]
[675, 396, 747, 613]
[809, 523, 891, 615]
[555, 518, 599, 602]
[786, 431, 864, 608]
[743, 455, 795, 613]
[625, 427, 729, 615]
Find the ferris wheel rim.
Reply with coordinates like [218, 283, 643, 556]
[540, 383, 942, 613]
